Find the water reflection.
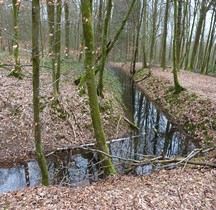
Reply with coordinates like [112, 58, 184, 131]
[108, 65, 195, 158]
[0, 167, 26, 193]
[0, 65, 196, 193]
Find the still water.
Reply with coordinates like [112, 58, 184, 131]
[0, 65, 196, 193]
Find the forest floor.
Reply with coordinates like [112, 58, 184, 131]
[0, 168, 215, 209]
[0, 58, 216, 209]
[0, 58, 128, 167]
[111, 62, 216, 146]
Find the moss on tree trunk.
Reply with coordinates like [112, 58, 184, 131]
[32, 0, 49, 186]
[173, 0, 184, 94]
[97, 0, 112, 97]
[80, 0, 116, 176]
[9, 0, 21, 78]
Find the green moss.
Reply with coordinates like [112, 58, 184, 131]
[133, 68, 147, 80]
[183, 122, 196, 135]
[11, 105, 21, 117]
[8, 70, 25, 79]
[99, 100, 113, 113]
[39, 102, 46, 112]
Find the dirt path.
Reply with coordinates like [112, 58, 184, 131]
[114, 62, 216, 104]
[152, 68, 216, 103]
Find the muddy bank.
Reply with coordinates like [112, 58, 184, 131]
[110, 63, 216, 151]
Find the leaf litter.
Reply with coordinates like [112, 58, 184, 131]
[0, 63, 216, 209]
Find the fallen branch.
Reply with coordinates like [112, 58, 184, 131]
[155, 158, 216, 168]
[135, 74, 149, 83]
[0, 62, 52, 69]
[123, 116, 139, 130]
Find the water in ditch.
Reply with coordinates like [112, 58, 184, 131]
[0, 65, 196, 193]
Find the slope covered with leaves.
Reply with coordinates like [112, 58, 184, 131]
[0, 61, 127, 167]
[111, 63, 216, 147]
[0, 168, 215, 209]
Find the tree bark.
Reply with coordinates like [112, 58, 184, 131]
[80, 0, 116, 177]
[142, 0, 148, 68]
[64, 0, 70, 58]
[149, 0, 158, 63]
[97, 0, 112, 98]
[130, 0, 144, 75]
[183, 0, 197, 69]
[161, 0, 169, 70]
[189, 0, 207, 71]
[201, 10, 216, 74]
[32, 0, 49, 186]
[46, 0, 56, 96]
[10, 0, 21, 77]
[55, 0, 62, 94]
[173, 0, 184, 93]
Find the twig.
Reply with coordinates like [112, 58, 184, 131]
[135, 75, 149, 83]
[123, 116, 139, 130]
[115, 115, 122, 139]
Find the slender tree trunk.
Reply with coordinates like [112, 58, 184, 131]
[10, 0, 21, 77]
[75, 0, 136, 86]
[64, 0, 70, 58]
[196, 19, 205, 70]
[179, 0, 188, 64]
[201, 11, 216, 75]
[142, 0, 147, 68]
[46, 0, 56, 96]
[95, 0, 103, 50]
[80, 0, 116, 177]
[176, 0, 182, 67]
[55, 0, 62, 94]
[173, 0, 184, 93]
[149, 0, 158, 63]
[184, 0, 197, 69]
[130, 0, 144, 75]
[105, 0, 136, 56]
[189, 0, 207, 71]
[40, 5, 44, 57]
[161, 0, 169, 70]
[32, 0, 49, 186]
[97, 0, 112, 98]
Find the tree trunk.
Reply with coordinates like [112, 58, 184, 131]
[80, 0, 116, 177]
[161, 0, 169, 70]
[176, 0, 182, 67]
[149, 0, 158, 63]
[46, 0, 56, 96]
[64, 0, 70, 58]
[105, 0, 136, 57]
[189, 0, 207, 71]
[32, 0, 49, 186]
[196, 19, 205, 70]
[201, 11, 216, 75]
[173, 0, 184, 93]
[130, 0, 144, 75]
[10, 0, 21, 77]
[95, 0, 103, 50]
[142, 0, 148, 68]
[55, 0, 62, 94]
[97, 0, 112, 98]
[183, 0, 197, 69]
[179, 0, 188, 64]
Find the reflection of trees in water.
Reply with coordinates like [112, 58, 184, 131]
[111, 66, 192, 158]
[48, 150, 101, 186]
